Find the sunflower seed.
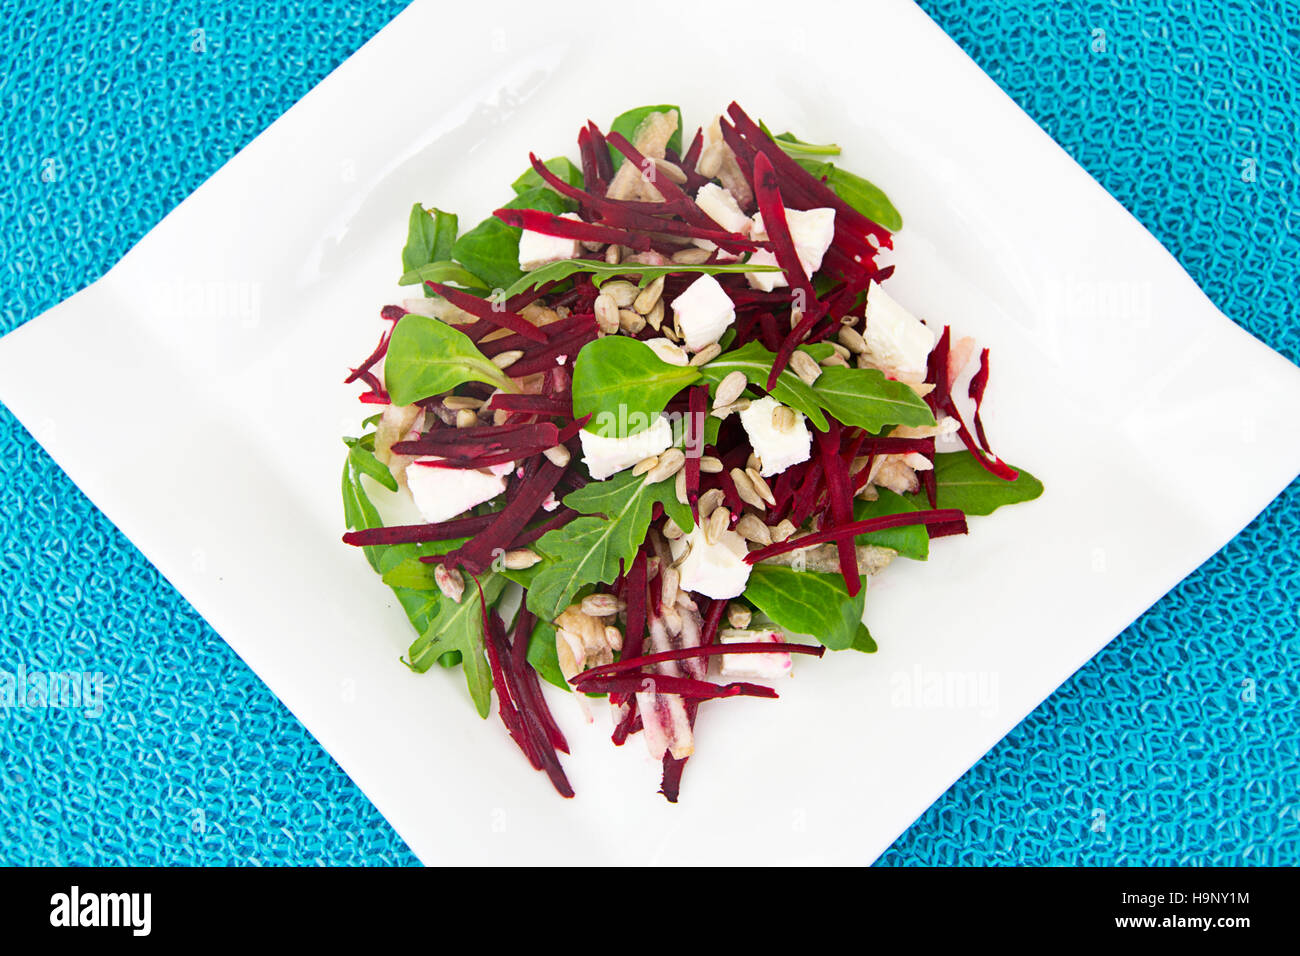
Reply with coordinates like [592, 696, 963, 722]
[689, 343, 722, 366]
[704, 506, 730, 544]
[619, 308, 647, 333]
[696, 487, 725, 519]
[632, 455, 659, 477]
[772, 404, 797, 432]
[662, 516, 685, 540]
[653, 158, 688, 184]
[789, 307, 804, 331]
[661, 323, 678, 342]
[605, 244, 623, 264]
[580, 239, 603, 253]
[503, 548, 542, 570]
[713, 370, 748, 408]
[646, 447, 686, 484]
[455, 408, 478, 428]
[726, 602, 752, 628]
[735, 513, 773, 546]
[594, 293, 621, 333]
[646, 299, 665, 331]
[581, 593, 625, 617]
[820, 352, 849, 367]
[730, 467, 766, 511]
[633, 276, 666, 314]
[698, 455, 724, 473]
[543, 444, 571, 467]
[770, 518, 797, 543]
[746, 452, 762, 473]
[604, 625, 624, 652]
[671, 247, 713, 265]
[745, 467, 776, 506]
[674, 468, 688, 505]
[442, 396, 484, 410]
[840, 313, 859, 325]
[492, 349, 524, 369]
[789, 349, 822, 385]
[660, 566, 680, 609]
[433, 564, 464, 603]
[601, 280, 639, 308]
[836, 327, 867, 353]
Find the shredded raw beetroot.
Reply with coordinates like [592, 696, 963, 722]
[573, 674, 778, 700]
[744, 509, 968, 564]
[493, 207, 654, 252]
[426, 282, 548, 343]
[573, 641, 827, 683]
[969, 347, 992, 453]
[816, 422, 861, 596]
[342, 514, 496, 547]
[429, 460, 565, 572]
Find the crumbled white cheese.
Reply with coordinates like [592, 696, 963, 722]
[642, 337, 689, 366]
[718, 628, 793, 680]
[694, 183, 751, 235]
[407, 458, 510, 523]
[738, 396, 812, 477]
[578, 416, 674, 480]
[862, 280, 935, 378]
[670, 525, 752, 599]
[517, 212, 582, 271]
[670, 274, 736, 351]
[746, 206, 836, 289]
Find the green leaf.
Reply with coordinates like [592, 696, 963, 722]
[398, 260, 489, 291]
[760, 122, 842, 157]
[401, 204, 459, 290]
[608, 105, 682, 169]
[384, 313, 515, 405]
[812, 366, 936, 432]
[933, 451, 1043, 516]
[343, 436, 398, 493]
[697, 341, 830, 430]
[742, 565, 865, 651]
[498, 259, 777, 301]
[854, 489, 928, 561]
[850, 623, 878, 654]
[527, 471, 688, 620]
[341, 455, 386, 572]
[449, 187, 572, 292]
[407, 571, 506, 718]
[572, 336, 702, 438]
[513, 156, 583, 195]
[796, 159, 903, 232]
[527, 618, 568, 691]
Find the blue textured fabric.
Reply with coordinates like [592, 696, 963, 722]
[1, 0, 1296, 866]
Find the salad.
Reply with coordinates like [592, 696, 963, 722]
[341, 102, 1042, 801]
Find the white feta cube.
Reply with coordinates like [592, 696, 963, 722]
[670, 274, 736, 351]
[862, 280, 935, 378]
[748, 206, 836, 281]
[642, 337, 689, 366]
[744, 248, 786, 292]
[578, 416, 674, 480]
[738, 395, 812, 477]
[517, 212, 582, 271]
[670, 524, 752, 600]
[718, 628, 793, 680]
[694, 183, 752, 235]
[407, 458, 509, 523]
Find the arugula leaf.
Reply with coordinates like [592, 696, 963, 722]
[697, 341, 830, 430]
[398, 260, 489, 291]
[450, 187, 572, 291]
[854, 489, 928, 560]
[812, 366, 935, 432]
[850, 623, 878, 653]
[407, 571, 505, 718]
[795, 159, 903, 232]
[341, 454, 387, 572]
[933, 451, 1043, 515]
[759, 121, 842, 157]
[527, 471, 689, 620]
[498, 259, 777, 301]
[572, 336, 702, 438]
[742, 565, 865, 651]
[608, 105, 682, 169]
[343, 435, 398, 493]
[527, 618, 568, 691]
[384, 313, 515, 405]
[513, 156, 583, 194]
[401, 204, 459, 294]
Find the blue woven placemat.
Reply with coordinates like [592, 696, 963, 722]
[1, 0, 1296, 866]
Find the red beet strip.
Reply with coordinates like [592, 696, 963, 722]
[968, 347, 992, 453]
[426, 282, 547, 343]
[487, 393, 572, 417]
[573, 674, 778, 700]
[745, 509, 968, 564]
[494, 207, 653, 252]
[431, 459, 566, 572]
[481, 604, 539, 768]
[816, 422, 861, 597]
[510, 607, 569, 755]
[573, 641, 826, 682]
[342, 513, 495, 547]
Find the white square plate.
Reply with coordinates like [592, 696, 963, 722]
[3, 0, 1298, 865]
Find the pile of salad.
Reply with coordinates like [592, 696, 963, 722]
[341, 102, 1042, 800]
